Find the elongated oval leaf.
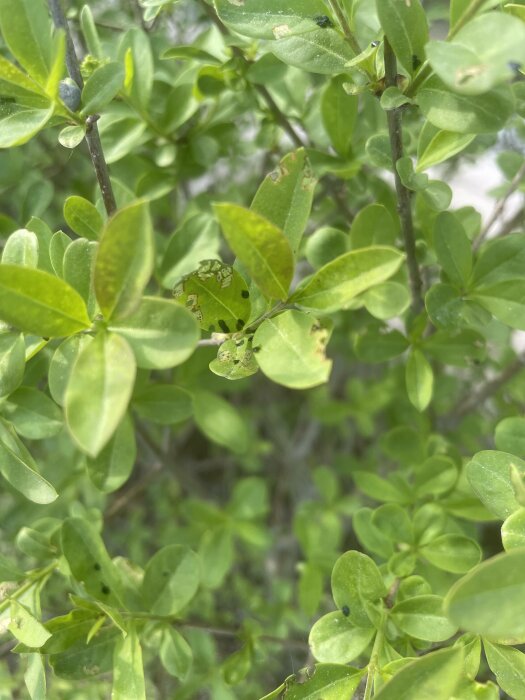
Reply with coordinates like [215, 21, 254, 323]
[0, 265, 90, 337]
[309, 612, 374, 663]
[112, 626, 146, 700]
[376, 0, 428, 74]
[253, 310, 332, 389]
[466, 450, 525, 519]
[214, 0, 328, 39]
[63, 196, 103, 241]
[445, 549, 525, 640]
[86, 414, 136, 493]
[0, 0, 53, 84]
[94, 201, 154, 321]
[141, 545, 200, 616]
[0, 419, 57, 504]
[291, 247, 404, 312]
[65, 332, 136, 457]
[214, 203, 294, 300]
[2, 229, 38, 267]
[251, 149, 316, 255]
[81, 62, 125, 116]
[374, 648, 463, 700]
[391, 595, 457, 642]
[0, 332, 25, 398]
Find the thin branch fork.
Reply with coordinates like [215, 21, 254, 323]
[383, 39, 424, 313]
[48, 0, 117, 216]
[473, 160, 525, 251]
[449, 353, 525, 420]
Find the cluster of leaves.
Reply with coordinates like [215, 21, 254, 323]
[1, 0, 525, 698]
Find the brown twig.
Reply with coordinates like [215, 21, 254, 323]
[474, 161, 525, 251]
[383, 39, 424, 313]
[48, 0, 117, 216]
[449, 353, 525, 420]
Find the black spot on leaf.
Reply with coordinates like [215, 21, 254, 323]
[241, 290, 250, 299]
[218, 320, 230, 333]
[93, 563, 101, 571]
[101, 584, 110, 595]
[412, 55, 422, 70]
[236, 319, 245, 331]
[342, 605, 350, 617]
[252, 346, 261, 354]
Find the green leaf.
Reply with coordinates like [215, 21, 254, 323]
[117, 28, 153, 110]
[426, 14, 525, 95]
[251, 149, 316, 256]
[353, 471, 411, 504]
[2, 229, 38, 267]
[470, 281, 525, 329]
[484, 640, 525, 700]
[2, 387, 62, 439]
[24, 653, 46, 700]
[86, 413, 136, 493]
[49, 627, 118, 680]
[466, 450, 525, 519]
[414, 456, 458, 497]
[472, 233, 525, 287]
[133, 385, 193, 425]
[199, 526, 234, 590]
[48, 335, 91, 406]
[0, 418, 57, 504]
[63, 238, 98, 317]
[0, 0, 53, 85]
[109, 296, 199, 369]
[391, 595, 457, 642]
[354, 326, 409, 363]
[0, 265, 90, 337]
[65, 332, 137, 457]
[405, 348, 433, 412]
[142, 544, 200, 616]
[63, 196, 103, 241]
[160, 627, 193, 680]
[0, 54, 47, 105]
[420, 535, 481, 573]
[450, 0, 502, 28]
[214, 0, 328, 39]
[433, 212, 472, 287]
[305, 227, 349, 269]
[214, 203, 294, 300]
[222, 644, 253, 686]
[362, 282, 410, 320]
[423, 329, 485, 367]
[49, 231, 71, 278]
[321, 77, 358, 156]
[159, 213, 220, 288]
[0, 332, 25, 398]
[309, 612, 374, 663]
[374, 648, 464, 700]
[209, 337, 259, 380]
[372, 503, 413, 544]
[173, 260, 251, 334]
[445, 549, 525, 640]
[252, 310, 332, 389]
[291, 247, 405, 312]
[80, 62, 125, 115]
[502, 508, 525, 551]
[270, 27, 355, 75]
[58, 125, 85, 149]
[299, 563, 323, 616]
[260, 664, 364, 700]
[61, 517, 127, 607]
[192, 390, 250, 454]
[112, 625, 146, 700]
[94, 201, 154, 321]
[0, 104, 53, 148]
[496, 417, 525, 457]
[8, 600, 51, 648]
[416, 122, 475, 172]
[331, 550, 386, 627]
[376, 0, 428, 74]
[417, 80, 515, 134]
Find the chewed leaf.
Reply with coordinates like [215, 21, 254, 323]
[253, 310, 332, 389]
[173, 259, 251, 333]
[209, 337, 259, 380]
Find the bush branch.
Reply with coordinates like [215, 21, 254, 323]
[383, 39, 424, 313]
[48, 0, 117, 216]
[449, 353, 525, 420]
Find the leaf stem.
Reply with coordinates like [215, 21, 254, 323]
[0, 562, 57, 615]
[48, 0, 117, 216]
[326, 0, 362, 55]
[383, 39, 423, 313]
